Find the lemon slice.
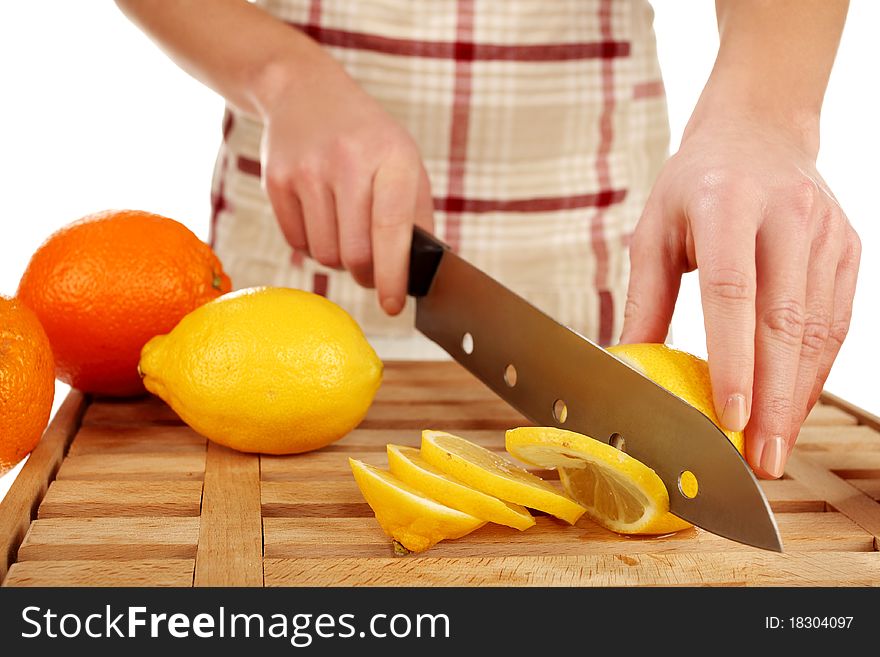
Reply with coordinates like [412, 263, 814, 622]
[387, 444, 536, 531]
[420, 430, 586, 524]
[506, 427, 693, 534]
[349, 458, 485, 553]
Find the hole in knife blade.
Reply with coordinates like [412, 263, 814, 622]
[461, 332, 474, 355]
[609, 433, 625, 452]
[552, 399, 568, 424]
[503, 364, 517, 387]
[678, 470, 698, 499]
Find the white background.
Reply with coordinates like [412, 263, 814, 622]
[1, 1, 877, 500]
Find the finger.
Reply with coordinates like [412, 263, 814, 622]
[372, 161, 419, 315]
[746, 214, 812, 479]
[788, 209, 844, 441]
[805, 226, 861, 415]
[296, 173, 341, 269]
[265, 171, 308, 251]
[690, 198, 759, 434]
[619, 206, 684, 344]
[334, 170, 375, 288]
[414, 167, 435, 234]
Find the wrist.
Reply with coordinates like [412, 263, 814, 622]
[684, 75, 821, 159]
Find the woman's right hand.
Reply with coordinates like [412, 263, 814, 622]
[258, 61, 434, 316]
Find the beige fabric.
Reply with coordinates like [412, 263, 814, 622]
[210, 0, 670, 359]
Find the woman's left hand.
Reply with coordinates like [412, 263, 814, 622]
[620, 115, 861, 479]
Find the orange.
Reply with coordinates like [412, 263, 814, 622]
[0, 296, 55, 475]
[17, 210, 231, 396]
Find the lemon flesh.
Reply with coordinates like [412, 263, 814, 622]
[349, 458, 486, 553]
[139, 287, 382, 454]
[387, 444, 535, 531]
[504, 344, 745, 535]
[506, 427, 690, 534]
[420, 430, 586, 524]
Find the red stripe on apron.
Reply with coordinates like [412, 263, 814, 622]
[209, 109, 236, 249]
[633, 79, 665, 100]
[591, 0, 617, 346]
[308, 0, 321, 24]
[289, 22, 630, 61]
[300, 0, 321, 277]
[444, 0, 475, 253]
[312, 272, 329, 297]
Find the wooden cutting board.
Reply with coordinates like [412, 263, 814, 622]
[2, 360, 879, 587]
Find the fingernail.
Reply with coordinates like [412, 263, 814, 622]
[381, 297, 403, 316]
[760, 436, 787, 478]
[721, 393, 747, 432]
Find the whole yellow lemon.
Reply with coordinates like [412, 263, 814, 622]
[139, 287, 382, 454]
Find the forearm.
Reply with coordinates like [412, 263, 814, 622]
[688, 0, 849, 155]
[115, 0, 340, 118]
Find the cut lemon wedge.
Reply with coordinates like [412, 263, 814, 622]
[420, 430, 586, 524]
[506, 426, 692, 534]
[349, 458, 485, 553]
[387, 444, 535, 531]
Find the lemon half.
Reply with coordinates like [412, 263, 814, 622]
[506, 427, 691, 534]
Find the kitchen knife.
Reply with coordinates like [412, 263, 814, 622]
[407, 227, 782, 552]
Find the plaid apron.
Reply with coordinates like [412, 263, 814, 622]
[210, 0, 669, 357]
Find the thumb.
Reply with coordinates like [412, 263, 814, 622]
[619, 211, 683, 344]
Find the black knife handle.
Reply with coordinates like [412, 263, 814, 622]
[408, 226, 448, 297]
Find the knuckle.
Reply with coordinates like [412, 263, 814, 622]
[800, 314, 831, 356]
[623, 295, 642, 323]
[762, 394, 797, 425]
[827, 318, 851, 349]
[341, 244, 373, 271]
[703, 267, 754, 302]
[762, 299, 806, 345]
[785, 179, 819, 220]
[686, 169, 750, 215]
[330, 135, 365, 166]
[373, 212, 411, 231]
[264, 165, 292, 194]
[292, 159, 323, 189]
[848, 228, 862, 262]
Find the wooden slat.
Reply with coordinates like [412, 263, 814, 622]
[795, 425, 880, 451]
[0, 391, 87, 583]
[850, 480, 880, 502]
[379, 360, 472, 384]
[374, 382, 498, 403]
[261, 451, 388, 482]
[264, 552, 880, 587]
[56, 453, 206, 481]
[758, 479, 825, 513]
[803, 452, 880, 478]
[264, 513, 874, 558]
[17, 518, 199, 560]
[82, 397, 182, 426]
[194, 442, 262, 586]
[38, 481, 203, 518]
[359, 401, 528, 430]
[3, 560, 194, 587]
[327, 428, 505, 452]
[820, 391, 880, 431]
[804, 403, 859, 426]
[260, 478, 821, 518]
[69, 424, 206, 455]
[784, 453, 880, 542]
[262, 481, 372, 518]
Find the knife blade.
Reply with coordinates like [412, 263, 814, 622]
[408, 227, 782, 552]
